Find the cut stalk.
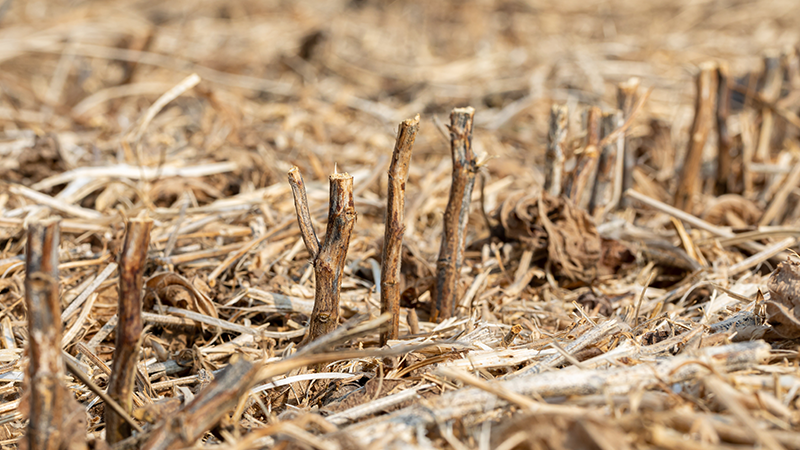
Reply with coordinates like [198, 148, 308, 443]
[674, 62, 717, 212]
[106, 218, 152, 444]
[755, 52, 784, 200]
[25, 219, 69, 450]
[289, 168, 357, 344]
[617, 77, 640, 208]
[590, 110, 623, 216]
[566, 106, 601, 209]
[432, 107, 477, 322]
[716, 63, 733, 195]
[380, 115, 419, 345]
[544, 104, 568, 196]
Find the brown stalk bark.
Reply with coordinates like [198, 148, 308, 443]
[288, 167, 320, 259]
[432, 107, 477, 322]
[754, 52, 782, 167]
[141, 355, 259, 450]
[566, 106, 601, 209]
[760, 51, 783, 103]
[289, 168, 357, 344]
[590, 110, 623, 216]
[716, 63, 733, 195]
[674, 61, 718, 212]
[106, 218, 152, 445]
[784, 46, 800, 90]
[380, 115, 419, 345]
[25, 220, 74, 450]
[617, 77, 640, 208]
[544, 104, 568, 196]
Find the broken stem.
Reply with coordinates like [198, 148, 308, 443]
[544, 104, 568, 196]
[674, 61, 718, 212]
[432, 107, 477, 322]
[288, 167, 321, 259]
[25, 219, 70, 450]
[380, 115, 419, 345]
[106, 218, 152, 445]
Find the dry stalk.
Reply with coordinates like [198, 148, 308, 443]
[755, 51, 783, 162]
[760, 162, 800, 225]
[25, 220, 81, 450]
[566, 106, 601, 209]
[288, 168, 357, 344]
[287, 167, 320, 259]
[380, 115, 419, 344]
[590, 110, 623, 216]
[106, 217, 152, 444]
[617, 77, 640, 208]
[716, 63, 733, 195]
[432, 107, 477, 322]
[674, 62, 718, 212]
[544, 104, 568, 196]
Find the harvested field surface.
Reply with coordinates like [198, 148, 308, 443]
[2, 0, 800, 449]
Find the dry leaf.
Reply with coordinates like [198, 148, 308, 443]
[494, 190, 601, 282]
[144, 272, 218, 319]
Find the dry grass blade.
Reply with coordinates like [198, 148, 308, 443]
[140, 314, 418, 450]
[337, 341, 770, 447]
[759, 162, 800, 225]
[63, 355, 143, 434]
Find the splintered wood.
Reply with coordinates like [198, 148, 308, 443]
[4, 1, 800, 449]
